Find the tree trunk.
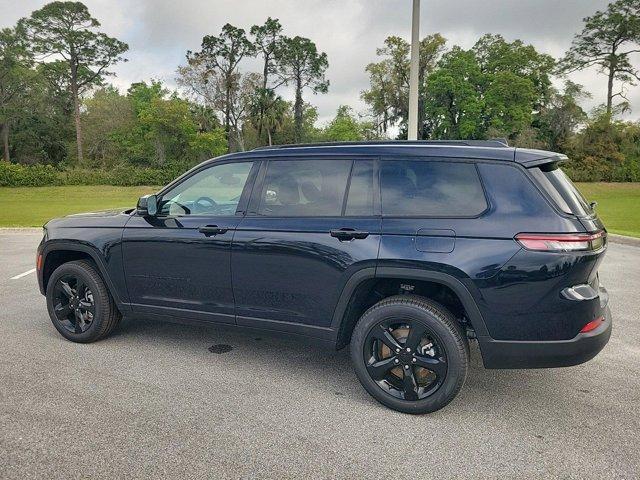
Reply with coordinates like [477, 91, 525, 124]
[257, 59, 270, 142]
[606, 65, 615, 117]
[294, 77, 303, 143]
[225, 74, 232, 153]
[1, 122, 9, 162]
[236, 128, 245, 152]
[267, 128, 272, 146]
[70, 61, 84, 165]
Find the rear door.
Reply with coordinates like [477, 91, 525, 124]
[231, 157, 381, 331]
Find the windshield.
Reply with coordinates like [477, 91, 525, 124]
[530, 163, 593, 217]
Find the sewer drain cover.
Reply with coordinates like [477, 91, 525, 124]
[208, 344, 233, 354]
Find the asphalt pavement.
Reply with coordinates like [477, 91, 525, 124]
[1, 229, 639, 479]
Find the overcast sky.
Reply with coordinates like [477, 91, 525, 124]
[2, 0, 639, 124]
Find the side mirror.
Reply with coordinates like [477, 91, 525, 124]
[136, 194, 158, 216]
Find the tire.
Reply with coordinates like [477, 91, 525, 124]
[350, 295, 469, 414]
[46, 260, 121, 343]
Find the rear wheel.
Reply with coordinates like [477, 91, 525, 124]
[46, 260, 121, 343]
[350, 295, 469, 414]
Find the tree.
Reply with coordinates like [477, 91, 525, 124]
[473, 34, 555, 112]
[20, 1, 128, 165]
[423, 48, 484, 139]
[559, 0, 640, 116]
[248, 87, 288, 146]
[250, 17, 284, 91]
[250, 18, 285, 142]
[276, 36, 329, 142]
[187, 24, 256, 151]
[538, 81, 590, 151]
[0, 26, 33, 162]
[82, 86, 135, 166]
[228, 72, 262, 151]
[322, 105, 379, 142]
[124, 81, 227, 166]
[362, 34, 446, 137]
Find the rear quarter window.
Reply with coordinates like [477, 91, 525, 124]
[529, 163, 593, 217]
[380, 160, 487, 217]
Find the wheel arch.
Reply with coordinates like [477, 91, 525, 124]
[331, 267, 489, 349]
[40, 241, 125, 308]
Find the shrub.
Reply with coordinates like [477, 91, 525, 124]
[0, 162, 61, 187]
[0, 160, 196, 187]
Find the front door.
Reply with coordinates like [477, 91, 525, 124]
[231, 157, 381, 331]
[122, 160, 257, 323]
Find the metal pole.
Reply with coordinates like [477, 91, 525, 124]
[407, 0, 420, 140]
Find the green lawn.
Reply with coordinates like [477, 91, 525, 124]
[575, 183, 640, 238]
[0, 186, 158, 227]
[1, 183, 639, 237]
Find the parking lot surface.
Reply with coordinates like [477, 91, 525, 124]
[1, 230, 639, 479]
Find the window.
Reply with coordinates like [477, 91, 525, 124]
[258, 160, 351, 217]
[345, 160, 375, 216]
[159, 162, 253, 216]
[380, 160, 486, 217]
[529, 163, 593, 217]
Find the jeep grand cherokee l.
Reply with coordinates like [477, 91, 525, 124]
[37, 140, 612, 414]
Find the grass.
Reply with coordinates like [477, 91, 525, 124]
[575, 183, 640, 238]
[0, 185, 158, 227]
[0, 183, 639, 237]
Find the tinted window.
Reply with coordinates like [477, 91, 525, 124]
[380, 160, 486, 216]
[530, 163, 593, 216]
[258, 160, 351, 216]
[159, 162, 253, 216]
[345, 160, 375, 216]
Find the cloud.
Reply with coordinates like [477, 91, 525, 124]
[2, 0, 638, 122]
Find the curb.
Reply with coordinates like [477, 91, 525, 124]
[608, 233, 640, 247]
[0, 227, 42, 233]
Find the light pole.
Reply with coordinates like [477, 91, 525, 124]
[407, 0, 420, 141]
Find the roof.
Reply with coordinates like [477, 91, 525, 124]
[213, 140, 567, 166]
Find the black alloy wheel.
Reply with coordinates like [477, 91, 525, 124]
[364, 319, 447, 401]
[351, 295, 469, 414]
[52, 274, 96, 334]
[46, 260, 121, 343]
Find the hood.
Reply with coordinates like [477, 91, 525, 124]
[45, 208, 133, 229]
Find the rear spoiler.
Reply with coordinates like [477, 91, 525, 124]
[514, 149, 569, 168]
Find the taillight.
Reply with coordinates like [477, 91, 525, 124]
[515, 231, 606, 252]
[580, 316, 604, 333]
[36, 253, 43, 271]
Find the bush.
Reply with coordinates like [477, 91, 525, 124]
[0, 161, 196, 187]
[0, 162, 61, 187]
[563, 116, 640, 182]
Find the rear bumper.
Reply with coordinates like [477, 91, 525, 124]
[479, 294, 612, 369]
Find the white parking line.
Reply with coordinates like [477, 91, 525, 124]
[10, 268, 36, 280]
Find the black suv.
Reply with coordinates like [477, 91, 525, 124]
[37, 141, 611, 413]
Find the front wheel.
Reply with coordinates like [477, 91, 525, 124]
[46, 260, 121, 343]
[350, 295, 469, 414]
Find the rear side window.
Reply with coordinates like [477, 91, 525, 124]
[380, 160, 487, 217]
[258, 159, 351, 216]
[529, 163, 592, 217]
[345, 160, 375, 216]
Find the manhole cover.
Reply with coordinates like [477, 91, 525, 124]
[208, 344, 233, 354]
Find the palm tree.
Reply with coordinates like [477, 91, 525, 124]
[250, 88, 288, 145]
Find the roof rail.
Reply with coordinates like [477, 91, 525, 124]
[253, 139, 510, 151]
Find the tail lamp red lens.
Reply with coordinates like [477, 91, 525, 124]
[515, 231, 606, 252]
[580, 316, 604, 333]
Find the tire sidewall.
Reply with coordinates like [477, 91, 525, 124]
[351, 300, 468, 414]
[46, 262, 106, 343]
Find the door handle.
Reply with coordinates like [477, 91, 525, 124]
[198, 225, 228, 237]
[330, 228, 370, 241]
